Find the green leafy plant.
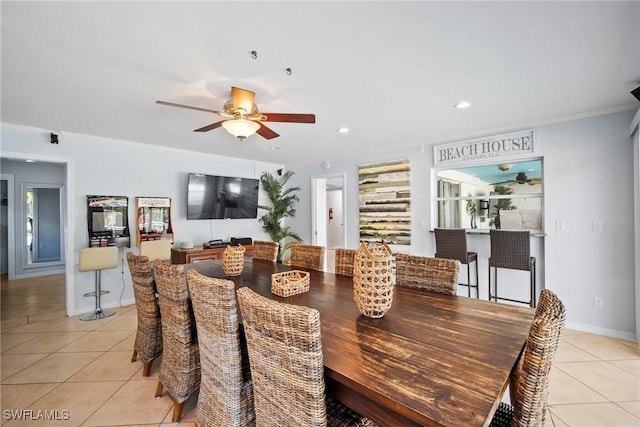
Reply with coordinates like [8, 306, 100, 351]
[465, 196, 478, 229]
[490, 185, 514, 229]
[258, 170, 302, 262]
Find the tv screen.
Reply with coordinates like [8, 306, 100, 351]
[187, 173, 259, 220]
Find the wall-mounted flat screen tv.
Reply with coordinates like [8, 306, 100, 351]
[187, 173, 259, 220]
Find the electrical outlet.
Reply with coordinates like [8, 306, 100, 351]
[593, 297, 603, 309]
[556, 220, 565, 231]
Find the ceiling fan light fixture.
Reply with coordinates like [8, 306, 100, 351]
[222, 119, 260, 139]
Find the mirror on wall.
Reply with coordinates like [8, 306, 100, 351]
[24, 183, 64, 267]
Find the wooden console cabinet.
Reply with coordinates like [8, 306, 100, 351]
[171, 245, 253, 264]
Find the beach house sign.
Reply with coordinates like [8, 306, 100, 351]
[433, 130, 535, 166]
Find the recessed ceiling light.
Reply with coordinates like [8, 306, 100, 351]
[25, 159, 35, 163]
[270, 146, 280, 150]
[337, 127, 350, 134]
[455, 101, 471, 109]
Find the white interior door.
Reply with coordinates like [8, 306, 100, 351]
[312, 177, 327, 247]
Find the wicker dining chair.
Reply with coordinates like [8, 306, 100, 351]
[488, 230, 537, 308]
[236, 287, 378, 427]
[434, 228, 479, 298]
[334, 248, 356, 276]
[490, 289, 566, 427]
[395, 253, 460, 295]
[289, 243, 326, 271]
[153, 261, 201, 423]
[187, 270, 255, 427]
[252, 240, 278, 263]
[126, 253, 162, 377]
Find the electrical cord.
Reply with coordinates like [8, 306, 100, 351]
[118, 247, 132, 308]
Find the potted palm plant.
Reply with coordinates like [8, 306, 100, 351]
[465, 196, 478, 229]
[490, 185, 514, 229]
[258, 170, 302, 262]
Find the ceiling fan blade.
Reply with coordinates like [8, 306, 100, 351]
[231, 87, 256, 114]
[194, 121, 225, 132]
[256, 122, 279, 140]
[156, 100, 224, 115]
[260, 113, 316, 123]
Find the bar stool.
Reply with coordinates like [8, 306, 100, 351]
[434, 228, 479, 298]
[488, 229, 536, 308]
[79, 246, 119, 320]
[140, 239, 172, 262]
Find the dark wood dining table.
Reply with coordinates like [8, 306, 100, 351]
[189, 258, 534, 427]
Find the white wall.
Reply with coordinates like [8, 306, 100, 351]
[1, 123, 282, 317]
[288, 110, 637, 341]
[631, 108, 640, 344]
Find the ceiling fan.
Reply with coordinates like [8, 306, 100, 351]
[492, 172, 542, 186]
[156, 86, 315, 141]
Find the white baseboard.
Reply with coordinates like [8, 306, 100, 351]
[566, 320, 637, 343]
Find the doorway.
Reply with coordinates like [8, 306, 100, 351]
[312, 173, 347, 271]
[1, 154, 74, 316]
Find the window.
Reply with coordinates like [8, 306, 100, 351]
[434, 159, 543, 232]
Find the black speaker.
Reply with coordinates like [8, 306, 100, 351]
[231, 237, 253, 246]
[632, 86, 640, 102]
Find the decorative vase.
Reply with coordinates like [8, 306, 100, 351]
[223, 244, 245, 277]
[353, 241, 394, 318]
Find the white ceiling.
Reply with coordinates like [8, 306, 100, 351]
[2, 2, 639, 166]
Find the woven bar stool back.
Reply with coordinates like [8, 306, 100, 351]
[434, 228, 479, 298]
[187, 270, 255, 427]
[252, 240, 278, 262]
[126, 253, 162, 377]
[334, 248, 356, 276]
[490, 289, 566, 427]
[236, 287, 378, 427]
[153, 261, 201, 422]
[395, 253, 460, 295]
[290, 243, 325, 271]
[488, 230, 537, 307]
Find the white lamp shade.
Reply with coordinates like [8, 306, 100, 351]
[222, 119, 260, 138]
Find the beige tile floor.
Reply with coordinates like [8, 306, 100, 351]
[2, 274, 639, 427]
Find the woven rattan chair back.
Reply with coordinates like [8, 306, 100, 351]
[252, 240, 278, 263]
[153, 261, 201, 422]
[126, 253, 162, 377]
[489, 230, 532, 271]
[490, 289, 566, 427]
[395, 254, 460, 295]
[334, 248, 356, 276]
[434, 228, 468, 262]
[236, 287, 376, 427]
[290, 244, 325, 271]
[187, 270, 255, 427]
[488, 230, 537, 307]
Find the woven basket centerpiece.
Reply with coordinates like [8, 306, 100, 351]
[222, 244, 245, 277]
[353, 241, 394, 318]
[271, 270, 310, 297]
